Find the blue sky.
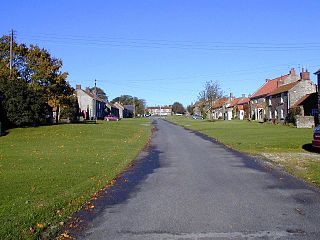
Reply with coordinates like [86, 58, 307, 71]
[1, 0, 320, 106]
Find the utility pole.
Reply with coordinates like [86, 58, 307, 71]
[9, 29, 14, 76]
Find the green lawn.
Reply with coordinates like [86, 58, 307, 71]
[168, 116, 313, 154]
[168, 116, 320, 187]
[0, 119, 151, 240]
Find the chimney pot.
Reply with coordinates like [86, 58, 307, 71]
[290, 68, 296, 76]
[76, 84, 81, 90]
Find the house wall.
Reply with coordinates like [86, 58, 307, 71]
[226, 108, 233, 120]
[76, 89, 95, 118]
[289, 80, 317, 108]
[267, 93, 288, 122]
[250, 97, 266, 120]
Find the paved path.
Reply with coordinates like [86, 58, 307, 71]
[81, 119, 320, 240]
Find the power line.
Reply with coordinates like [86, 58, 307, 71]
[17, 33, 320, 52]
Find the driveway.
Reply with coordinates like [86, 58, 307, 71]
[78, 118, 320, 239]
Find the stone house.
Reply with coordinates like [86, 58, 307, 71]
[265, 69, 316, 123]
[250, 68, 299, 121]
[76, 85, 106, 120]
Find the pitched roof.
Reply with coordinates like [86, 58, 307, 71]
[291, 93, 317, 108]
[212, 98, 228, 109]
[267, 81, 299, 96]
[237, 97, 250, 105]
[227, 98, 241, 108]
[251, 74, 289, 99]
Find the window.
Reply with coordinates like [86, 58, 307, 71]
[280, 93, 284, 104]
[269, 111, 272, 119]
[281, 109, 284, 119]
[268, 97, 272, 106]
[274, 110, 278, 119]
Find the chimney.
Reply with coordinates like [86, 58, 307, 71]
[300, 68, 310, 80]
[265, 79, 270, 82]
[76, 84, 81, 90]
[289, 68, 296, 76]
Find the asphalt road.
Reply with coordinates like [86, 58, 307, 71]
[80, 118, 320, 240]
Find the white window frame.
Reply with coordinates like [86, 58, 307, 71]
[281, 109, 284, 119]
[280, 93, 284, 104]
[268, 97, 272, 106]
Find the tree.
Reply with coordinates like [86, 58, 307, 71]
[172, 102, 185, 114]
[198, 80, 224, 119]
[0, 77, 48, 126]
[111, 95, 146, 116]
[187, 102, 195, 115]
[90, 87, 108, 101]
[0, 35, 76, 125]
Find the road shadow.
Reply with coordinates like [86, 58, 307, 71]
[57, 141, 161, 239]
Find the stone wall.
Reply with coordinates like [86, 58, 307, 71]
[289, 80, 317, 108]
[295, 116, 315, 128]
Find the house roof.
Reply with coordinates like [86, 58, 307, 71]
[251, 75, 289, 99]
[267, 81, 299, 96]
[291, 93, 317, 108]
[212, 98, 228, 109]
[77, 88, 106, 103]
[227, 98, 241, 108]
[237, 97, 250, 105]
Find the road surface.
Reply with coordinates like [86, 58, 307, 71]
[79, 119, 320, 240]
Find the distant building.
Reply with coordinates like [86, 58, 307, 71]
[146, 106, 172, 116]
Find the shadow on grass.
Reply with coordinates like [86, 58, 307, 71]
[302, 143, 320, 154]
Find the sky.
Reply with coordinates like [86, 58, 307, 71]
[1, 0, 320, 107]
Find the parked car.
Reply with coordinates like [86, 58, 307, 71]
[312, 125, 320, 148]
[192, 115, 203, 120]
[104, 115, 119, 121]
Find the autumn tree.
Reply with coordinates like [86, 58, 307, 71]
[0, 35, 77, 126]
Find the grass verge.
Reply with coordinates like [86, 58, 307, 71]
[0, 119, 151, 239]
[167, 116, 320, 187]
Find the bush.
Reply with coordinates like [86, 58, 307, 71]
[286, 108, 301, 125]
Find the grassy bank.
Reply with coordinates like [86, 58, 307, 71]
[167, 116, 320, 187]
[0, 119, 151, 239]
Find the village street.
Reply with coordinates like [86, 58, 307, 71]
[78, 119, 320, 240]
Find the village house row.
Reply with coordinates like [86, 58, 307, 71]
[194, 68, 320, 128]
